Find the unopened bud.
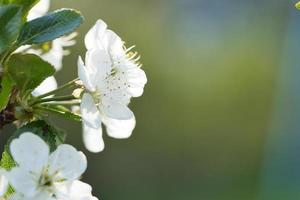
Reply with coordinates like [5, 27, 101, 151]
[75, 80, 83, 86]
[72, 88, 84, 98]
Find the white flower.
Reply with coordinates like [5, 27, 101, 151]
[15, 0, 77, 96]
[5, 132, 93, 200]
[17, 33, 77, 96]
[9, 181, 98, 200]
[18, 33, 77, 71]
[0, 170, 8, 197]
[78, 19, 147, 152]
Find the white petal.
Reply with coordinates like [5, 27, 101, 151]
[83, 123, 104, 153]
[85, 20, 107, 50]
[80, 93, 101, 129]
[6, 168, 37, 197]
[102, 114, 136, 139]
[48, 145, 87, 181]
[105, 30, 125, 58]
[86, 48, 111, 80]
[14, 45, 31, 54]
[56, 180, 98, 200]
[101, 101, 134, 120]
[32, 76, 58, 97]
[17, 192, 55, 200]
[27, 0, 50, 20]
[0, 170, 8, 196]
[33, 193, 55, 200]
[69, 181, 92, 197]
[41, 39, 65, 71]
[78, 56, 96, 92]
[7, 193, 23, 200]
[10, 132, 49, 173]
[126, 67, 147, 97]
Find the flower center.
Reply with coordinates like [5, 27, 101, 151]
[39, 169, 54, 188]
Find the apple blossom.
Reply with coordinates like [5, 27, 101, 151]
[5, 132, 97, 200]
[78, 19, 147, 152]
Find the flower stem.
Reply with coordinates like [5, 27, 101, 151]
[43, 100, 81, 106]
[35, 105, 81, 121]
[35, 78, 79, 99]
[31, 95, 77, 106]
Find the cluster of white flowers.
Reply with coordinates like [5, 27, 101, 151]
[0, 0, 147, 199]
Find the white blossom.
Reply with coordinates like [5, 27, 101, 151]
[15, 0, 77, 96]
[17, 33, 77, 71]
[5, 132, 97, 200]
[78, 19, 147, 152]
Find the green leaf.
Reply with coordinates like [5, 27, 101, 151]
[0, 149, 15, 197]
[9, 120, 66, 152]
[7, 54, 55, 93]
[0, 0, 40, 18]
[0, 74, 14, 111]
[17, 9, 83, 46]
[0, 150, 15, 170]
[0, 5, 22, 54]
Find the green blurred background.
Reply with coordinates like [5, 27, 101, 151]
[3, 0, 300, 199]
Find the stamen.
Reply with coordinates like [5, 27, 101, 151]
[126, 45, 136, 53]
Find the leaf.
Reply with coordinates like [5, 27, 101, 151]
[0, 74, 14, 112]
[0, 0, 40, 18]
[0, 5, 22, 54]
[7, 54, 55, 93]
[0, 150, 15, 170]
[0, 149, 15, 197]
[16, 9, 83, 46]
[9, 120, 66, 152]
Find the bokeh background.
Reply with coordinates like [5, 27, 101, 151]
[2, 0, 300, 199]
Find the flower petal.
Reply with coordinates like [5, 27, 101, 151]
[126, 67, 147, 97]
[80, 93, 101, 129]
[41, 38, 65, 71]
[102, 114, 136, 139]
[6, 168, 37, 197]
[83, 123, 104, 153]
[105, 30, 125, 58]
[10, 132, 49, 173]
[85, 20, 107, 50]
[86, 48, 111, 81]
[27, 192, 55, 200]
[48, 145, 87, 181]
[78, 57, 96, 92]
[32, 76, 58, 97]
[101, 101, 134, 120]
[0, 170, 8, 196]
[27, 0, 50, 21]
[56, 180, 98, 200]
